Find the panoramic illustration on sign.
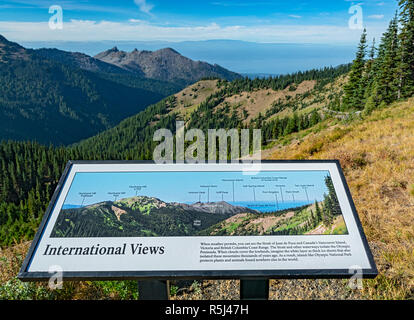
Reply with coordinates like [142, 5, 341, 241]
[52, 170, 348, 238]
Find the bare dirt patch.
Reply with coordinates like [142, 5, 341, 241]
[214, 80, 317, 123]
[111, 205, 127, 221]
[172, 80, 220, 119]
[247, 211, 295, 234]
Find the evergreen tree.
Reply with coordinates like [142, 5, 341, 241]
[364, 93, 378, 114]
[324, 175, 341, 216]
[322, 194, 334, 227]
[365, 38, 377, 86]
[343, 29, 368, 110]
[315, 200, 322, 223]
[375, 14, 401, 104]
[284, 113, 298, 135]
[309, 109, 321, 127]
[398, 0, 414, 98]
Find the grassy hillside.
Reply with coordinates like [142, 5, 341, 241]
[199, 203, 347, 237]
[72, 64, 350, 158]
[263, 98, 414, 299]
[163, 97, 413, 300]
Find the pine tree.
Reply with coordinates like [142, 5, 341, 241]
[343, 29, 368, 110]
[324, 175, 341, 216]
[322, 195, 334, 227]
[363, 38, 378, 112]
[365, 38, 377, 89]
[375, 14, 401, 104]
[309, 109, 321, 127]
[315, 200, 322, 223]
[364, 93, 377, 115]
[398, 0, 414, 98]
[284, 113, 297, 135]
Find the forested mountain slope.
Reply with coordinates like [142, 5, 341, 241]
[0, 35, 182, 145]
[73, 64, 350, 158]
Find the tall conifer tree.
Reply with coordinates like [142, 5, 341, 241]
[398, 0, 414, 98]
[375, 14, 401, 104]
[343, 29, 368, 110]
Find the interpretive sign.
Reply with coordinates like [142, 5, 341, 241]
[19, 161, 377, 280]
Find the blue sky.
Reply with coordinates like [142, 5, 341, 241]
[63, 170, 332, 206]
[0, 0, 398, 43]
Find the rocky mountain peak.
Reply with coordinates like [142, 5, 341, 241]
[94, 45, 241, 85]
[157, 47, 180, 55]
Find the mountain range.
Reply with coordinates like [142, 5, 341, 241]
[52, 195, 346, 238]
[20, 40, 357, 75]
[0, 35, 241, 145]
[51, 196, 258, 238]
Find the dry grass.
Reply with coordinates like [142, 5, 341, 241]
[266, 98, 414, 300]
[171, 79, 220, 120]
[218, 80, 316, 123]
[175, 97, 414, 300]
[0, 242, 28, 283]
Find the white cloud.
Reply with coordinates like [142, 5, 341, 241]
[134, 0, 154, 14]
[288, 15, 302, 19]
[368, 14, 384, 19]
[0, 19, 386, 45]
[129, 19, 145, 23]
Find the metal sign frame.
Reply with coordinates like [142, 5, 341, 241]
[18, 160, 378, 281]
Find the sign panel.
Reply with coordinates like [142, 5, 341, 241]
[19, 161, 377, 280]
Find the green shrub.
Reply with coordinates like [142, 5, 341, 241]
[0, 277, 54, 300]
[94, 281, 138, 300]
[170, 285, 179, 296]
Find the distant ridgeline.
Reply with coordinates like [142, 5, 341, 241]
[0, 36, 183, 145]
[0, 35, 240, 145]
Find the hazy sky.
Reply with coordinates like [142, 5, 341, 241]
[63, 170, 332, 205]
[0, 0, 398, 44]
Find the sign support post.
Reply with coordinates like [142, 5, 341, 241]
[138, 280, 170, 300]
[240, 279, 269, 300]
